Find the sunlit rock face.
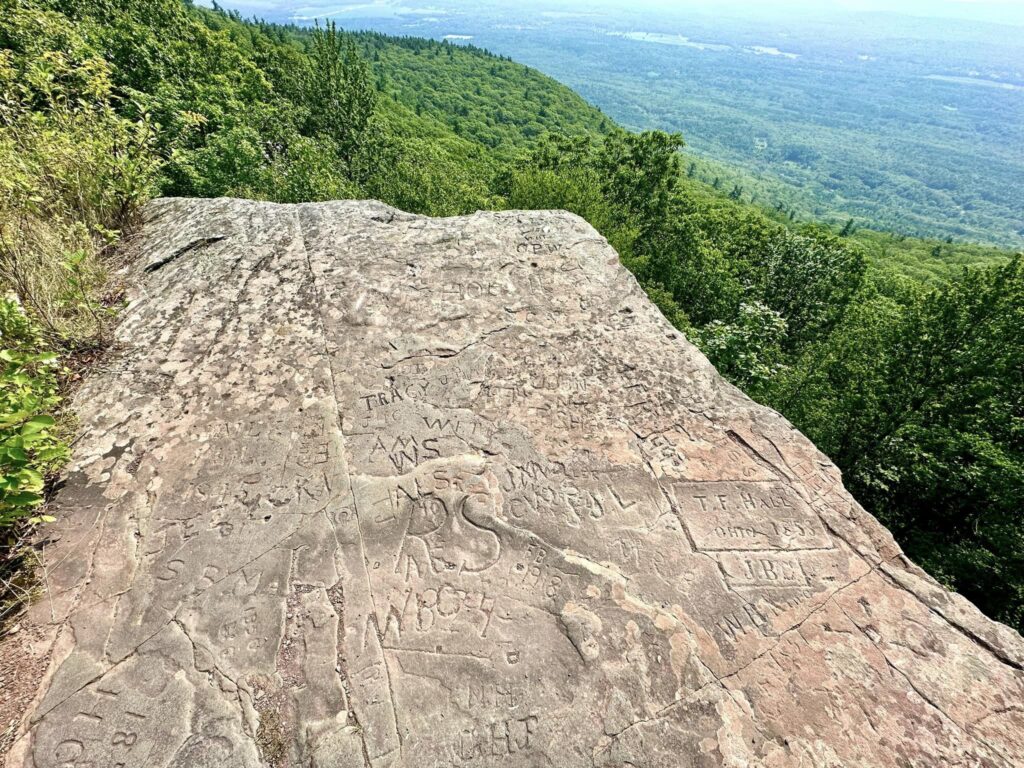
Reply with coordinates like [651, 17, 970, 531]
[13, 198, 1024, 768]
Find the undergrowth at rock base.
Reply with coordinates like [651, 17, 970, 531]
[0, 1, 160, 627]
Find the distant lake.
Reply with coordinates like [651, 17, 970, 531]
[925, 75, 1023, 91]
[610, 32, 729, 52]
[747, 46, 799, 60]
[609, 33, 798, 59]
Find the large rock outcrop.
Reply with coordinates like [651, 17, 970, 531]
[7, 198, 1024, 767]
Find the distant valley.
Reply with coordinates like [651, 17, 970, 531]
[230, 0, 1024, 247]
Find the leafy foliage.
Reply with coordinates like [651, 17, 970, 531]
[0, 0, 159, 556]
[0, 1, 160, 343]
[769, 260, 1024, 627]
[0, 299, 66, 529]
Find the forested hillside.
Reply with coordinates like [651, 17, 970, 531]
[364, 32, 610, 153]
[0, 0, 1021, 633]
[354, 4, 1023, 249]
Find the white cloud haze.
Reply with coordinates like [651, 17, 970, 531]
[198, 0, 1024, 25]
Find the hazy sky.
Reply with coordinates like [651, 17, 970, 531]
[199, 0, 1024, 26]
[644, 0, 1023, 23]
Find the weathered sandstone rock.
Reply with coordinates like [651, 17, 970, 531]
[7, 198, 1024, 767]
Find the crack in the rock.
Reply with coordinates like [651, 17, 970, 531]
[875, 565, 1024, 673]
[39, 502, 109, 626]
[30, 616, 178, 723]
[381, 324, 514, 370]
[750, 427, 1019, 683]
[143, 235, 227, 274]
[297, 207, 403, 762]
[349, 490, 405, 756]
[725, 429, 792, 481]
[170, 616, 258, 745]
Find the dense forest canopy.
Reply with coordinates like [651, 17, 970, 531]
[0, 0, 1021, 633]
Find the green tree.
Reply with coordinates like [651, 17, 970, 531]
[857, 259, 1024, 628]
[595, 130, 682, 238]
[749, 227, 866, 351]
[305, 21, 376, 172]
[695, 301, 788, 395]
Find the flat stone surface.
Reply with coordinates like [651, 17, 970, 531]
[7, 198, 1024, 767]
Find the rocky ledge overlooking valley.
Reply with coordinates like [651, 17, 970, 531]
[5, 198, 1023, 767]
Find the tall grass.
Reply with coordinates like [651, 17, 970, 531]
[0, 4, 160, 620]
